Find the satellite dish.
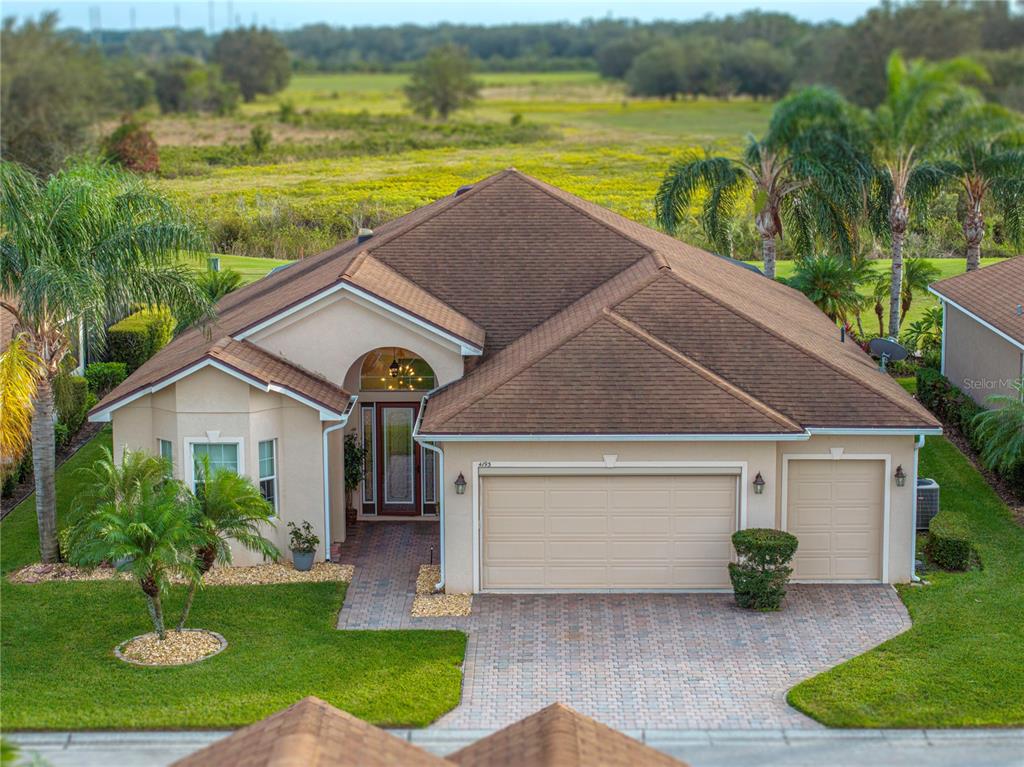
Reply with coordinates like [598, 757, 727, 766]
[868, 338, 909, 372]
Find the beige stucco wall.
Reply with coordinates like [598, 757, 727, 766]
[250, 290, 465, 389]
[944, 304, 1024, 407]
[111, 365, 336, 566]
[437, 434, 920, 593]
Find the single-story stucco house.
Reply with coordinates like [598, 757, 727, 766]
[928, 257, 1024, 407]
[89, 170, 941, 592]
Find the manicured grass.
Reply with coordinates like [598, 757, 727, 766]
[1, 428, 466, 729]
[197, 253, 291, 284]
[897, 376, 917, 395]
[788, 436, 1024, 727]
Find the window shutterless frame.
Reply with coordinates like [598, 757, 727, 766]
[258, 439, 278, 515]
[360, 404, 377, 515]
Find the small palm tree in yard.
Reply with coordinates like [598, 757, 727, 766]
[785, 255, 870, 326]
[176, 456, 279, 631]
[973, 380, 1024, 475]
[656, 87, 868, 280]
[0, 161, 211, 563]
[898, 257, 941, 329]
[69, 468, 199, 640]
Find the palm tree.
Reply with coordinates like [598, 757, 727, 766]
[0, 338, 41, 475]
[940, 105, 1024, 271]
[656, 87, 868, 280]
[0, 161, 211, 563]
[866, 52, 987, 337]
[899, 257, 941, 328]
[785, 255, 868, 325]
[973, 380, 1024, 474]
[176, 456, 279, 630]
[69, 467, 199, 639]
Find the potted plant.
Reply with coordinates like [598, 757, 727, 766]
[287, 521, 320, 572]
[343, 433, 368, 528]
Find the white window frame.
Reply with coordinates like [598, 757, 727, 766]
[184, 437, 245, 493]
[360, 404, 376, 507]
[780, 452, 891, 584]
[258, 438, 279, 515]
[157, 438, 173, 467]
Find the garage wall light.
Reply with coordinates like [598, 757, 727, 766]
[752, 472, 766, 495]
[454, 472, 467, 495]
[894, 465, 906, 487]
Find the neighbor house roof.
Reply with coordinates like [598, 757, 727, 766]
[929, 257, 1024, 349]
[448, 702, 685, 767]
[171, 697, 449, 767]
[93, 169, 939, 434]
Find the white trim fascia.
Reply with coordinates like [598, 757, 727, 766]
[471, 459, 748, 593]
[781, 452, 892, 584]
[928, 288, 1024, 352]
[89, 359, 349, 423]
[420, 432, 810, 442]
[806, 427, 942, 436]
[940, 300, 948, 375]
[234, 281, 484, 356]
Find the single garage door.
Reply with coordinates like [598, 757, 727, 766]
[786, 460, 884, 581]
[481, 473, 738, 590]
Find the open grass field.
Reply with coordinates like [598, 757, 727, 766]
[789, 436, 1024, 727]
[0, 428, 466, 729]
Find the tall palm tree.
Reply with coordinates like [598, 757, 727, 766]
[0, 161, 211, 563]
[176, 457, 279, 630]
[973, 380, 1024, 475]
[656, 87, 868, 280]
[866, 52, 987, 337]
[785, 254, 868, 325]
[940, 105, 1024, 271]
[69, 467, 199, 639]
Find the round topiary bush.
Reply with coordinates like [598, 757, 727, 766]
[728, 528, 799, 611]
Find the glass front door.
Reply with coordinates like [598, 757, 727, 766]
[376, 403, 419, 515]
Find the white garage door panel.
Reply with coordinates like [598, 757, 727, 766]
[482, 474, 738, 590]
[787, 460, 884, 581]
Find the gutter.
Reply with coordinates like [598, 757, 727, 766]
[413, 393, 445, 592]
[322, 395, 358, 562]
[910, 434, 925, 582]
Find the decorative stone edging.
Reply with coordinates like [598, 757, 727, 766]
[114, 629, 227, 667]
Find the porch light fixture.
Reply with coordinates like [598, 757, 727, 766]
[894, 465, 907, 487]
[454, 472, 467, 495]
[752, 472, 766, 495]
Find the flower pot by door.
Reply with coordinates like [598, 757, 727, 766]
[292, 550, 315, 572]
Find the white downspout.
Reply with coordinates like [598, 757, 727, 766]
[413, 393, 445, 592]
[322, 396, 358, 562]
[910, 434, 925, 582]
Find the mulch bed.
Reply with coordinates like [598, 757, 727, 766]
[115, 629, 227, 666]
[8, 561, 355, 586]
[411, 565, 472, 618]
[0, 422, 103, 518]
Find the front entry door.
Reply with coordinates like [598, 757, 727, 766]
[376, 403, 420, 515]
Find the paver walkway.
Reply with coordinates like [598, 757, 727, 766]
[335, 523, 911, 730]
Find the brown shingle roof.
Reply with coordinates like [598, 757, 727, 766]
[170, 697, 449, 767]
[448, 703, 687, 767]
[929, 257, 1024, 347]
[93, 169, 939, 433]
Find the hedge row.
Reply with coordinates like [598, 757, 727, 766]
[107, 308, 175, 373]
[916, 367, 1024, 499]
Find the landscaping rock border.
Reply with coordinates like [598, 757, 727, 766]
[411, 565, 472, 617]
[114, 629, 227, 667]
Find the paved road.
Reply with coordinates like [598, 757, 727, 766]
[11, 729, 1024, 767]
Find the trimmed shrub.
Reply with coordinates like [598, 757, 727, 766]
[107, 308, 175, 372]
[728, 528, 799, 611]
[84, 362, 128, 396]
[926, 511, 975, 571]
[53, 373, 89, 435]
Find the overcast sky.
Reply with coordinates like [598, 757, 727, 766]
[5, 1, 879, 31]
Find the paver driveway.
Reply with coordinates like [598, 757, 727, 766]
[335, 523, 910, 730]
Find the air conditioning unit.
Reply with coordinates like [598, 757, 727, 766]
[916, 478, 940, 531]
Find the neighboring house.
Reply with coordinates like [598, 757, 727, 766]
[173, 697, 684, 766]
[928, 257, 1024, 407]
[90, 170, 940, 590]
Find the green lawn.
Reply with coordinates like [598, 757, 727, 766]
[1, 429, 466, 730]
[788, 436, 1024, 727]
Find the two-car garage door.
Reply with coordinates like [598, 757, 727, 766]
[481, 473, 738, 590]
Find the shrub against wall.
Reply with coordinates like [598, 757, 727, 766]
[926, 510, 976, 571]
[107, 308, 175, 372]
[728, 528, 799, 611]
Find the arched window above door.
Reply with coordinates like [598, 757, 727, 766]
[360, 347, 436, 391]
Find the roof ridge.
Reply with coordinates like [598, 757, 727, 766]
[657, 267, 931, 423]
[604, 310, 804, 432]
[511, 171, 659, 257]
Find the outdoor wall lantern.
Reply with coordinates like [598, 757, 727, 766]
[894, 465, 907, 487]
[454, 472, 467, 495]
[752, 472, 766, 495]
